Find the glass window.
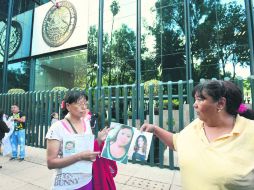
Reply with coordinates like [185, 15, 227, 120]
[7, 61, 30, 91]
[0, 62, 3, 89]
[141, 0, 185, 82]
[0, 0, 8, 91]
[103, 0, 136, 85]
[8, 9, 33, 61]
[190, 0, 250, 80]
[13, 0, 35, 16]
[87, 0, 99, 87]
[34, 49, 92, 91]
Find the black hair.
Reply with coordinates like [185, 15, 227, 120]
[192, 80, 242, 116]
[134, 135, 147, 154]
[50, 112, 58, 120]
[61, 91, 88, 117]
[239, 109, 254, 120]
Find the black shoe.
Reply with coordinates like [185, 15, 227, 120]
[0, 165, 2, 168]
[19, 158, 24, 162]
[9, 157, 16, 161]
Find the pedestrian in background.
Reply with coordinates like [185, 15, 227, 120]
[0, 109, 10, 168]
[50, 112, 59, 125]
[9, 104, 26, 161]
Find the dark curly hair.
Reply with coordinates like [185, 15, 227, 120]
[192, 80, 242, 117]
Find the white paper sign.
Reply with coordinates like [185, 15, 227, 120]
[61, 134, 94, 173]
[2, 117, 14, 156]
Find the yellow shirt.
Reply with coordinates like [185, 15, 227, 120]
[173, 115, 254, 190]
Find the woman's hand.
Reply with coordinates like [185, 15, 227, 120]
[78, 151, 100, 162]
[140, 123, 157, 133]
[97, 127, 111, 144]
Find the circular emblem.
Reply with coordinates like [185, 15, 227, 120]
[42, 1, 77, 47]
[0, 21, 22, 57]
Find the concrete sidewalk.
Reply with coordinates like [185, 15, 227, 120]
[0, 146, 182, 190]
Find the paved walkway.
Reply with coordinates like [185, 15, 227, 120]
[0, 146, 182, 190]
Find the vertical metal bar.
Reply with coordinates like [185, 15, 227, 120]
[24, 92, 29, 145]
[88, 88, 93, 113]
[244, 0, 254, 75]
[2, 0, 14, 93]
[184, 0, 192, 80]
[178, 80, 184, 131]
[131, 85, 137, 127]
[116, 86, 120, 122]
[35, 92, 40, 147]
[167, 81, 174, 169]
[123, 85, 128, 125]
[250, 75, 254, 109]
[101, 87, 105, 130]
[140, 84, 144, 125]
[136, 0, 141, 119]
[39, 91, 45, 148]
[158, 82, 163, 168]
[31, 92, 36, 146]
[94, 87, 99, 135]
[44, 91, 50, 148]
[97, 0, 104, 98]
[148, 84, 154, 165]
[108, 87, 112, 123]
[188, 79, 194, 122]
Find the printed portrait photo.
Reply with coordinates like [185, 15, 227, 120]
[101, 123, 134, 164]
[64, 141, 75, 154]
[128, 129, 153, 162]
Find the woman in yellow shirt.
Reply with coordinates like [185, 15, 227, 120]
[141, 80, 254, 190]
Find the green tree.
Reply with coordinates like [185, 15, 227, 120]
[191, 1, 248, 80]
[87, 25, 99, 87]
[109, 0, 120, 85]
[149, 0, 186, 82]
[111, 24, 136, 85]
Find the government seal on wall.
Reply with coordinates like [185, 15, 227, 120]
[42, 1, 77, 47]
[0, 20, 22, 57]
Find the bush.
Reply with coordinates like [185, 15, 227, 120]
[52, 86, 68, 92]
[163, 100, 168, 109]
[172, 99, 179, 109]
[144, 79, 160, 96]
[71, 87, 86, 91]
[8, 88, 25, 94]
[163, 99, 180, 110]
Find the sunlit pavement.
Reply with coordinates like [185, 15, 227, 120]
[0, 146, 181, 190]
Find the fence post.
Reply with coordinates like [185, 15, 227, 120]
[250, 75, 254, 109]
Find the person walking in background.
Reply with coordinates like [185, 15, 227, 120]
[50, 112, 59, 125]
[0, 109, 10, 168]
[141, 80, 254, 190]
[132, 135, 147, 161]
[9, 104, 26, 161]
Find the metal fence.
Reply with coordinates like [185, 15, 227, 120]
[0, 76, 253, 169]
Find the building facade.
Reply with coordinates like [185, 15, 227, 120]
[0, 0, 254, 93]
